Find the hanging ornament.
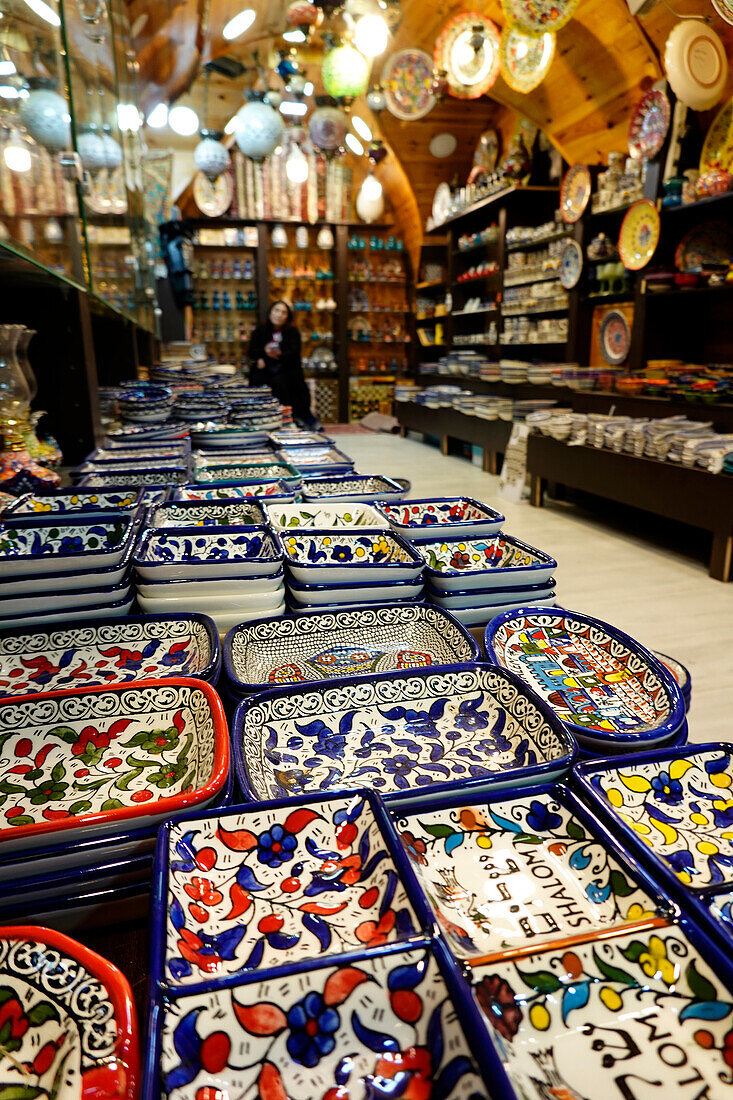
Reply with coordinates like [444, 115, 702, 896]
[99, 124, 123, 170]
[322, 43, 369, 101]
[367, 139, 387, 166]
[234, 94, 285, 161]
[309, 97, 348, 154]
[194, 129, 230, 181]
[366, 84, 387, 113]
[317, 226, 334, 249]
[276, 51, 300, 80]
[76, 124, 107, 172]
[286, 1, 319, 33]
[271, 224, 289, 247]
[286, 72, 308, 97]
[356, 173, 384, 222]
[19, 78, 71, 152]
[264, 88, 284, 109]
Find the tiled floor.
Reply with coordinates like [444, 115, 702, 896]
[331, 427, 733, 743]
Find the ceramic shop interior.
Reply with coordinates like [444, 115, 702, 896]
[3, 0, 733, 1097]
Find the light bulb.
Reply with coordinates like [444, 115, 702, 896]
[168, 105, 199, 135]
[354, 13, 389, 57]
[352, 115, 372, 142]
[0, 60, 15, 77]
[146, 102, 168, 128]
[286, 145, 308, 184]
[0, 85, 18, 99]
[345, 133, 364, 156]
[361, 172, 382, 200]
[4, 136, 31, 172]
[514, 40, 529, 61]
[222, 8, 256, 40]
[117, 103, 142, 131]
[453, 35, 476, 70]
[303, 81, 314, 96]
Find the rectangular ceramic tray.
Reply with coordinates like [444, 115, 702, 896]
[0, 514, 135, 577]
[376, 496, 506, 540]
[223, 602, 481, 695]
[0, 677, 229, 853]
[287, 574, 425, 605]
[300, 474, 406, 502]
[76, 457, 189, 475]
[265, 502, 385, 530]
[146, 499, 268, 528]
[174, 480, 295, 502]
[136, 568, 285, 599]
[0, 613, 220, 695]
[279, 529, 424, 583]
[78, 467, 190, 487]
[234, 663, 576, 806]
[85, 445, 190, 463]
[137, 587, 284, 616]
[268, 430, 333, 447]
[421, 533, 557, 591]
[192, 450, 278, 469]
[0, 575, 132, 616]
[4, 488, 143, 515]
[434, 596, 557, 627]
[134, 527, 282, 580]
[428, 578, 556, 610]
[0, 536, 136, 596]
[193, 463, 300, 485]
[0, 593, 135, 630]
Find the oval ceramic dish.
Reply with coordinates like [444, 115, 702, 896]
[223, 602, 480, 695]
[382, 47, 437, 120]
[146, 499, 268, 528]
[234, 663, 576, 806]
[265, 502, 385, 530]
[0, 514, 135, 577]
[300, 474, 406, 503]
[375, 496, 505, 541]
[0, 678, 229, 853]
[559, 164, 591, 223]
[599, 308, 631, 365]
[279, 529, 424, 584]
[420, 532, 556, 591]
[499, 26, 555, 94]
[664, 20, 728, 111]
[4, 488, 143, 515]
[502, 0, 579, 34]
[134, 526, 282, 581]
[174, 480, 295, 502]
[485, 605, 685, 750]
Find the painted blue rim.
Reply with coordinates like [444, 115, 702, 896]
[0, 573, 132, 607]
[0, 593, 135, 626]
[0, 534, 137, 590]
[426, 576, 557, 600]
[484, 604, 687, 746]
[173, 479, 294, 500]
[78, 472, 189, 488]
[136, 565, 285, 590]
[133, 525, 283, 570]
[420, 531, 557, 580]
[221, 600, 482, 695]
[286, 571, 424, 593]
[374, 495, 506, 530]
[232, 660, 577, 805]
[278, 528, 425, 572]
[1, 511, 136, 560]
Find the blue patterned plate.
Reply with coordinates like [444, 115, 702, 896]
[0, 514, 135, 576]
[134, 526, 282, 581]
[279, 529, 424, 584]
[4, 488, 143, 515]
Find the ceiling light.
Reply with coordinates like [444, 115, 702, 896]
[0, 84, 19, 99]
[283, 29, 306, 43]
[361, 172, 382, 200]
[4, 133, 30, 172]
[286, 143, 309, 184]
[303, 81, 314, 97]
[354, 13, 389, 57]
[280, 100, 307, 117]
[345, 133, 364, 156]
[222, 8, 256, 41]
[429, 132, 457, 158]
[351, 115, 372, 142]
[117, 103, 142, 131]
[21, 0, 60, 24]
[168, 104, 199, 135]
[146, 102, 168, 128]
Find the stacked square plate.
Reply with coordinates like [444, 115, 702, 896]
[265, 500, 386, 532]
[375, 494, 505, 541]
[300, 473, 406, 503]
[278, 443, 355, 476]
[174, 478, 296, 502]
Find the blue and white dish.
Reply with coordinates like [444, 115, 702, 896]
[74, 457, 190, 480]
[559, 237, 583, 288]
[135, 568, 285, 600]
[278, 445, 355, 475]
[105, 423, 189, 444]
[0, 591, 135, 630]
[146, 499, 268, 529]
[79, 466, 190, 487]
[174, 480, 295, 502]
[0, 575, 132, 616]
[428, 576, 557, 610]
[234, 663, 576, 805]
[268, 430, 333, 447]
[192, 449, 277, 469]
[3, 488, 143, 515]
[0, 514, 135, 577]
[266, 502, 386, 530]
[434, 596, 557, 627]
[134, 527, 282, 581]
[301, 474, 406, 503]
[279, 529, 424, 584]
[193, 463, 301, 486]
[286, 573, 425, 606]
[421, 533, 557, 591]
[653, 649, 692, 713]
[136, 585, 284, 618]
[191, 427, 271, 449]
[376, 496, 505, 541]
[82, 445, 190, 465]
[0, 536, 135, 596]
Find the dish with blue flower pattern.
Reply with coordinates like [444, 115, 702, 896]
[134, 527, 282, 581]
[0, 515, 134, 576]
[279, 530, 424, 584]
[266, 503, 386, 530]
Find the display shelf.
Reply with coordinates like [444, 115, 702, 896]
[506, 230, 572, 252]
[452, 307, 499, 317]
[661, 192, 733, 215]
[504, 269, 561, 288]
[396, 400, 512, 472]
[499, 338, 566, 347]
[501, 304, 568, 317]
[427, 186, 559, 234]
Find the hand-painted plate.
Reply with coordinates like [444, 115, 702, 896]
[618, 199, 660, 270]
[628, 88, 671, 160]
[559, 164, 591, 223]
[501, 0, 580, 35]
[701, 97, 733, 173]
[559, 238, 583, 288]
[193, 170, 233, 218]
[434, 12, 501, 100]
[599, 309, 631, 365]
[713, 0, 733, 23]
[474, 128, 500, 172]
[499, 26, 555, 93]
[382, 48, 437, 121]
[675, 220, 733, 271]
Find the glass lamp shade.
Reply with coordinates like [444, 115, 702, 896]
[355, 188, 384, 223]
[322, 44, 370, 99]
[366, 85, 387, 113]
[76, 127, 107, 172]
[309, 103, 347, 153]
[0, 325, 31, 418]
[234, 100, 285, 161]
[19, 79, 71, 152]
[194, 131, 230, 180]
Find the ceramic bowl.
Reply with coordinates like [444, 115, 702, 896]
[234, 663, 576, 805]
[223, 602, 481, 695]
[134, 527, 282, 581]
[174, 480, 295, 502]
[0, 536, 136, 596]
[193, 463, 301, 486]
[146, 499, 268, 529]
[0, 514, 135, 577]
[421, 533, 557, 592]
[0, 613, 220, 695]
[301, 474, 406, 503]
[0, 925, 139, 1097]
[4, 488, 143, 515]
[279, 529, 424, 584]
[485, 605, 686, 750]
[376, 496, 506, 541]
[428, 577, 557, 610]
[78, 467, 190, 487]
[286, 574, 426, 606]
[266, 502, 386, 531]
[0, 677, 229, 853]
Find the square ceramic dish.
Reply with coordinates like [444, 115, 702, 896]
[0, 926, 139, 1098]
[151, 789, 435, 990]
[134, 527, 282, 581]
[485, 606, 685, 750]
[433, 597, 557, 628]
[4, 488, 144, 515]
[79, 468, 189, 487]
[193, 463, 300, 485]
[428, 578, 556, 610]
[300, 474, 406, 503]
[377, 496, 505, 541]
[0, 514, 135, 577]
[268, 430, 333, 447]
[0, 536, 136, 596]
[286, 574, 426, 605]
[0, 592, 135, 630]
[136, 587, 284, 617]
[395, 780, 673, 963]
[234, 663, 575, 806]
[0, 613, 220, 694]
[0, 575, 132, 616]
[223, 603, 481, 695]
[144, 941, 491, 1100]
[0, 677, 229, 853]
[135, 568, 285, 600]
[146, 499, 268, 528]
[279, 529, 424, 583]
[421, 533, 557, 591]
[85, 444, 190, 463]
[190, 427, 270, 449]
[279, 445, 355, 474]
[174, 480, 295, 502]
[77, 456, 189, 475]
[192, 449, 278, 469]
[265, 502, 385, 530]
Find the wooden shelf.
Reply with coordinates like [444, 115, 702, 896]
[504, 269, 561, 289]
[415, 279, 446, 290]
[427, 186, 558, 234]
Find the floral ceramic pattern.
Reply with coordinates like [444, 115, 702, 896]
[136, 530, 279, 566]
[160, 948, 485, 1100]
[379, 498, 501, 530]
[163, 794, 421, 987]
[421, 535, 547, 574]
[194, 465, 297, 484]
[628, 88, 671, 161]
[471, 924, 733, 1098]
[0, 619, 214, 695]
[382, 48, 437, 121]
[560, 164, 591, 223]
[0, 519, 130, 561]
[0, 683, 216, 828]
[176, 482, 292, 501]
[281, 533, 415, 567]
[397, 791, 661, 960]
[237, 667, 572, 802]
[618, 200, 660, 271]
[148, 501, 267, 528]
[266, 504, 384, 530]
[490, 612, 672, 735]
[587, 748, 733, 891]
[499, 26, 555, 94]
[502, 0, 580, 34]
[6, 490, 140, 514]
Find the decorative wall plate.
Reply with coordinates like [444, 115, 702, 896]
[486, 607, 683, 746]
[628, 88, 671, 160]
[148, 500, 267, 528]
[234, 664, 575, 805]
[664, 20, 728, 111]
[713, 0, 733, 24]
[420, 533, 556, 591]
[474, 128, 500, 172]
[431, 181, 452, 224]
[382, 48, 437, 121]
[701, 98, 733, 173]
[599, 309, 631, 365]
[501, 0, 580, 35]
[559, 238, 583, 288]
[265, 502, 386, 530]
[223, 603, 480, 694]
[618, 199, 660, 270]
[434, 12, 501, 100]
[499, 27, 555, 93]
[192, 169, 233, 217]
[279, 530, 423, 584]
[675, 220, 733, 271]
[559, 164, 591, 223]
[376, 497, 505, 541]
[175, 480, 294, 502]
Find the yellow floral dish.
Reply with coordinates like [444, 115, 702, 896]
[500, 0, 580, 35]
[499, 26, 555, 93]
[701, 97, 733, 174]
[560, 164, 592, 223]
[618, 199, 660, 270]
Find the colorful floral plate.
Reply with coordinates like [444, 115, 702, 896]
[174, 480, 295, 502]
[701, 97, 733, 173]
[485, 606, 684, 749]
[559, 238, 583, 289]
[0, 514, 134, 577]
[420, 533, 556, 591]
[265, 502, 385, 531]
[434, 12, 501, 100]
[300, 475, 406, 503]
[499, 26, 555, 93]
[674, 220, 733, 271]
[234, 664, 575, 805]
[147, 499, 267, 528]
[4, 488, 143, 515]
[559, 164, 592, 223]
[599, 309, 631, 365]
[193, 169, 233, 218]
[628, 88, 671, 160]
[223, 603, 480, 695]
[376, 497, 505, 541]
[279, 530, 424, 584]
[501, 0, 580, 35]
[382, 48, 437, 121]
[134, 527, 282, 581]
[618, 199, 660, 270]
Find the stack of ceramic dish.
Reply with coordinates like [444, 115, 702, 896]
[375, 495, 505, 543]
[133, 526, 285, 632]
[72, 442, 191, 487]
[191, 457, 302, 488]
[417, 532, 557, 627]
[277, 443, 355, 476]
[485, 606, 687, 758]
[300, 474, 407, 503]
[268, 429, 333, 447]
[117, 384, 174, 424]
[0, 512, 139, 630]
[278, 528, 425, 611]
[653, 648, 692, 712]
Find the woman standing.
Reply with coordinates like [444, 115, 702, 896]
[248, 300, 320, 429]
